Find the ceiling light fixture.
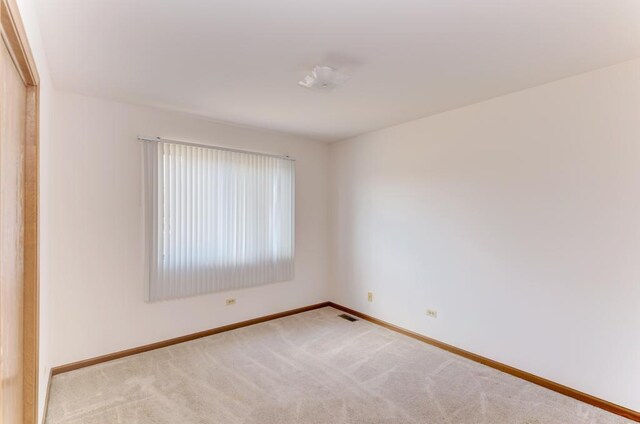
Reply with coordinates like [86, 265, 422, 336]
[298, 66, 350, 91]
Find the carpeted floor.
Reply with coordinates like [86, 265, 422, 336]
[45, 307, 633, 424]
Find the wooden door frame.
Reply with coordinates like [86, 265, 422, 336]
[0, 0, 40, 422]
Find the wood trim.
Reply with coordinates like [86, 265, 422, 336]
[0, 0, 40, 422]
[22, 81, 39, 424]
[327, 302, 640, 423]
[52, 302, 331, 375]
[0, 0, 38, 85]
[46, 300, 640, 422]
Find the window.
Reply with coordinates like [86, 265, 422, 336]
[143, 140, 295, 301]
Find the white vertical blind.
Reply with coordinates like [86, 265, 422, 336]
[143, 140, 295, 302]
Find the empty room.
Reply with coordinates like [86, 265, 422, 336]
[0, 0, 639, 423]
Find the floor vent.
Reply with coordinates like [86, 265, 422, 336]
[338, 314, 358, 322]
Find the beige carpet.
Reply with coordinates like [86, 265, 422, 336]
[45, 307, 633, 424]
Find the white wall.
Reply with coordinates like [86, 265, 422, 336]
[13, 0, 55, 421]
[47, 92, 329, 369]
[329, 59, 640, 411]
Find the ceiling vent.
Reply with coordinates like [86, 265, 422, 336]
[298, 66, 350, 91]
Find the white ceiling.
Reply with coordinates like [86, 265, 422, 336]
[36, 0, 640, 142]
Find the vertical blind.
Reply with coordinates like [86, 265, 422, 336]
[143, 140, 295, 302]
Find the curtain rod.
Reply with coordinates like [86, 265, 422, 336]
[137, 136, 295, 161]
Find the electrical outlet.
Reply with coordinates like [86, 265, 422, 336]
[426, 309, 438, 318]
[226, 298, 236, 306]
[367, 292, 373, 302]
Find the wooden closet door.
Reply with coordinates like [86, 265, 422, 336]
[0, 0, 41, 422]
[0, 35, 28, 424]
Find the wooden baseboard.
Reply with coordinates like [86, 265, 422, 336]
[48, 300, 639, 422]
[327, 302, 640, 423]
[51, 302, 330, 375]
